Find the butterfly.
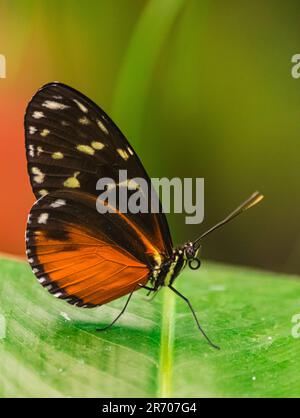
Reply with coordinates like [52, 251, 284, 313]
[25, 82, 263, 349]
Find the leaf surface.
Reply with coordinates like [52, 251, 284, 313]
[0, 256, 299, 397]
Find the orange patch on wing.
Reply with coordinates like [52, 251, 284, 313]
[32, 225, 149, 306]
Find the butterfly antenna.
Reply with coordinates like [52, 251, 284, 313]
[193, 191, 264, 249]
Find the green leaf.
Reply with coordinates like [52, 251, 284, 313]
[0, 256, 300, 397]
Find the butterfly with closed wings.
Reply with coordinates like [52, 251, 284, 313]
[25, 83, 263, 349]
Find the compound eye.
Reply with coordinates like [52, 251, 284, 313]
[187, 249, 193, 258]
[185, 244, 195, 259]
[188, 258, 201, 270]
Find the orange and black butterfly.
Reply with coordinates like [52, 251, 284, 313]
[25, 83, 263, 349]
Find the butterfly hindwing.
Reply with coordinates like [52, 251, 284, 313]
[26, 190, 160, 307]
[25, 82, 172, 258]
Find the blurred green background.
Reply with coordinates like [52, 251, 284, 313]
[0, 0, 299, 274]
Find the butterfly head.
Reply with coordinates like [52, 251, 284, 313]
[183, 241, 201, 270]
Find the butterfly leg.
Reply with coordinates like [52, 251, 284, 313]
[168, 285, 220, 350]
[137, 283, 159, 302]
[138, 284, 156, 292]
[96, 289, 135, 332]
[138, 283, 157, 297]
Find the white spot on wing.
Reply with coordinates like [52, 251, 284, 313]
[63, 171, 80, 188]
[117, 148, 129, 161]
[127, 179, 140, 190]
[50, 199, 66, 208]
[42, 100, 69, 110]
[29, 126, 37, 134]
[31, 167, 45, 184]
[118, 180, 128, 188]
[40, 129, 50, 137]
[52, 151, 64, 159]
[32, 111, 45, 119]
[38, 277, 47, 284]
[38, 212, 49, 224]
[78, 116, 90, 125]
[39, 189, 48, 197]
[73, 99, 88, 113]
[127, 146, 134, 156]
[54, 292, 63, 298]
[106, 183, 116, 191]
[116, 179, 139, 190]
[97, 119, 109, 134]
[91, 141, 105, 150]
[76, 144, 94, 155]
[29, 145, 35, 157]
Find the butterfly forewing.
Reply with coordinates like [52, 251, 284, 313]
[25, 83, 173, 258]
